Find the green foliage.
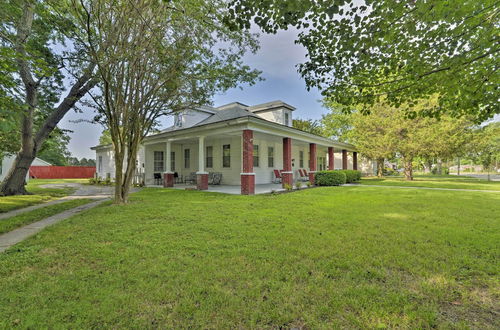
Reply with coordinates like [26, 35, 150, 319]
[339, 170, 361, 183]
[467, 122, 500, 175]
[292, 118, 323, 136]
[283, 183, 293, 191]
[228, 0, 499, 122]
[315, 170, 346, 186]
[98, 129, 112, 145]
[294, 181, 302, 190]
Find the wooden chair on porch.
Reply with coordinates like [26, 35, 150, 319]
[273, 169, 282, 184]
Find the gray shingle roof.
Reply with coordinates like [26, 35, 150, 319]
[195, 107, 257, 126]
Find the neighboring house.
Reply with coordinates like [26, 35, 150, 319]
[92, 100, 374, 194]
[0, 154, 52, 182]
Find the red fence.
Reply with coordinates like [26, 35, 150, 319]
[30, 166, 96, 179]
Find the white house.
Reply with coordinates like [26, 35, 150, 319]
[0, 154, 52, 182]
[92, 100, 375, 194]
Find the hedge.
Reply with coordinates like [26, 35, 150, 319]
[339, 170, 362, 183]
[314, 171, 346, 186]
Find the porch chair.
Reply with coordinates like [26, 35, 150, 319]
[273, 169, 282, 183]
[153, 173, 162, 185]
[298, 169, 308, 181]
[185, 172, 197, 185]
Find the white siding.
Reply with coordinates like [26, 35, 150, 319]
[255, 108, 293, 126]
[95, 145, 144, 180]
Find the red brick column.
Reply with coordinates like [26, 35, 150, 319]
[241, 129, 255, 195]
[309, 143, 317, 184]
[342, 149, 348, 170]
[163, 172, 174, 187]
[282, 137, 293, 188]
[196, 173, 208, 190]
[328, 147, 334, 170]
[353, 152, 358, 170]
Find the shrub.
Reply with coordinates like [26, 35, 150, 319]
[295, 181, 302, 190]
[306, 181, 312, 188]
[314, 171, 346, 186]
[284, 183, 293, 191]
[340, 170, 362, 183]
[383, 167, 397, 176]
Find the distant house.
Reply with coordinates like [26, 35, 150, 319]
[92, 100, 376, 194]
[0, 154, 52, 182]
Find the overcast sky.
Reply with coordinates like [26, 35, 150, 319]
[60, 28, 325, 159]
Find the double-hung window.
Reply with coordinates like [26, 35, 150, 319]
[299, 151, 304, 168]
[253, 144, 259, 167]
[184, 149, 190, 168]
[267, 147, 274, 167]
[98, 156, 102, 173]
[206, 146, 213, 168]
[154, 151, 164, 172]
[222, 144, 231, 168]
[170, 152, 175, 171]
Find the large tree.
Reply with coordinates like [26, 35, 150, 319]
[323, 98, 476, 180]
[0, 0, 96, 195]
[468, 122, 500, 180]
[74, 0, 260, 203]
[228, 0, 499, 122]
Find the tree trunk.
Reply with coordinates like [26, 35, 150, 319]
[114, 148, 125, 204]
[437, 158, 443, 175]
[376, 158, 384, 177]
[403, 157, 414, 180]
[0, 152, 35, 195]
[457, 157, 461, 176]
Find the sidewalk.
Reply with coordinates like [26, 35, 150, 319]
[0, 198, 108, 253]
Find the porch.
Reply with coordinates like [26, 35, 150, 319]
[148, 183, 287, 195]
[143, 123, 358, 195]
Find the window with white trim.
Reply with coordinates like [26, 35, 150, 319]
[253, 144, 259, 167]
[222, 144, 230, 168]
[154, 151, 164, 172]
[184, 149, 190, 168]
[268, 147, 274, 167]
[206, 146, 213, 168]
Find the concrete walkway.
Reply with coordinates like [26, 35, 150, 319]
[0, 183, 137, 220]
[349, 184, 500, 193]
[0, 183, 141, 253]
[0, 198, 108, 253]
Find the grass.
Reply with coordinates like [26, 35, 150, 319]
[361, 174, 500, 191]
[0, 199, 92, 235]
[0, 179, 86, 213]
[0, 186, 499, 328]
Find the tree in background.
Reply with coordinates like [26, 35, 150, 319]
[0, 0, 97, 195]
[468, 122, 500, 180]
[320, 102, 353, 143]
[292, 118, 322, 135]
[98, 129, 112, 145]
[228, 0, 499, 122]
[74, 0, 260, 204]
[322, 98, 476, 180]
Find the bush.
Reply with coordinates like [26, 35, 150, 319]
[383, 167, 397, 176]
[295, 181, 302, 190]
[315, 171, 346, 186]
[340, 170, 362, 183]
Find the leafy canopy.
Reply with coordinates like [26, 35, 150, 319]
[228, 0, 499, 122]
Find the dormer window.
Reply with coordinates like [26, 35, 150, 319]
[284, 112, 289, 126]
[174, 113, 182, 127]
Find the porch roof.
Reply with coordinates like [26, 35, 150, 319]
[143, 115, 356, 151]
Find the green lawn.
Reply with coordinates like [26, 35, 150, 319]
[0, 199, 92, 235]
[0, 187, 498, 328]
[0, 179, 86, 213]
[361, 174, 500, 191]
